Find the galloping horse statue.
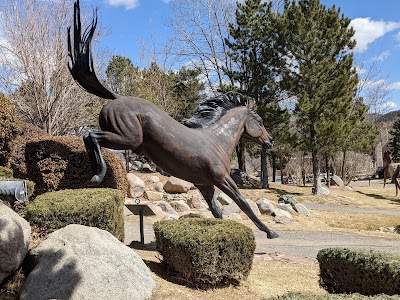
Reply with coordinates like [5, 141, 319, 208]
[383, 150, 400, 195]
[67, 0, 279, 239]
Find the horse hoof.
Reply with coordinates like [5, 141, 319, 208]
[268, 231, 279, 239]
[89, 175, 104, 185]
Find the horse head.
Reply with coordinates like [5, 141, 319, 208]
[242, 101, 273, 149]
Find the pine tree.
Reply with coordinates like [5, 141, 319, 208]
[226, 0, 290, 187]
[279, 0, 359, 194]
[389, 118, 400, 162]
[106, 55, 140, 96]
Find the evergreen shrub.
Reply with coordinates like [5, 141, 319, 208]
[264, 292, 400, 300]
[26, 188, 124, 241]
[0, 166, 13, 178]
[317, 248, 400, 295]
[153, 218, 255, 288]
[25, 136, 127, 195]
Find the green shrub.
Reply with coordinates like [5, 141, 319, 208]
[317, 248, 400, 296]
[7, 121, 49, 179]
[0, 166, 13, 178]
[25, 188, 124, 241]
[264, 292, 400, 299]
[0, 93, 19, 166]
[153, 218, 255, 288]
[25, 136, 127, 195]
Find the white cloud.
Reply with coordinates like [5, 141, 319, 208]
[350, 18, 400, 52]
[378, 101, 396, 111]
[373, 50, 390, 62]
[396, 32, 400, 42]
[105, 0, 139, 10]
[388, 82, 400, 90]
[354, 66, 366, 75]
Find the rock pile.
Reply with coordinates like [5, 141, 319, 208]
[125, 172, 311, 225]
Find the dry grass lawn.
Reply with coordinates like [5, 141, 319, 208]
[3, 177, 400, 300]
[132, 178, 400, 300]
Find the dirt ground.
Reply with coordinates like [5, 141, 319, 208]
[124, 174, 400, 300]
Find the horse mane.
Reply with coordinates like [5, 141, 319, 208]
[183, 92, 249, 128]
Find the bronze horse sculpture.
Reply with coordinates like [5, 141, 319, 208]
[67, 0, 278, 239]
[383, 150, 400, 195]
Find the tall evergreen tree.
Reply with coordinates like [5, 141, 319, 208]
[106, 55, 140, 96]
[279, 0, 359, 194]
[389, 118, 400, 162]
[226, 0, 290, 187]
[172, 67, 205, 121]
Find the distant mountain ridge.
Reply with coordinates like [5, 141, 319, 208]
[368, 110, 400, 124]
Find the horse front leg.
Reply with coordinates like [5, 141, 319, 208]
[216, 176, 279, 239]
[196, 185, 222, 218]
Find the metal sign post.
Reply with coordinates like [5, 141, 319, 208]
[125, 200, 155, 244]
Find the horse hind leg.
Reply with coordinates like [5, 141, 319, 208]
[196, 185, 222, 218]
[83, 129, 143, 184]
[84, 132, 106, 184]
[216, 176, 279, 239]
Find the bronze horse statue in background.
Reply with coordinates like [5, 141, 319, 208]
[67, 0, 278, 239]
[383, 151, 400, 195]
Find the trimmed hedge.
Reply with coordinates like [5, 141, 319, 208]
[7, 121, 49, 179]
[264, 292, 400, 299]
[0, 93, 19, 166]
[0, 166, 13, 178]
[317, 248, 400, 295]
[25, 188, 124, 241]
[25, 136, 127, 195]
[153, 218, 255, 288]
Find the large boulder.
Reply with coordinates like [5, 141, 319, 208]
[217, 192, 233, 205]
[127, 173, 146, 198]
[223, 199, 260, 216]
[330, 175, 344, 187]
[20, 224, 155, 300]
[256, 198, 276, 215]
[0, 202, 31, 284]
[154, 201, 178, 216]
[163, 176, 194, 193]
[187, 190, 207, 209]
[169, 200, 191, 212]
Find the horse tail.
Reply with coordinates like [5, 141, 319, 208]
[67, 0, 117, 100]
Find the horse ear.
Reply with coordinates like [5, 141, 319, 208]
[247, 100, 256, 109]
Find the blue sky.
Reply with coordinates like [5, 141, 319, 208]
[85, 0, 400, 113]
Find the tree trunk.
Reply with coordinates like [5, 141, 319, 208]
[312, 148, 320, 194]
[280, 156, 284, 184]
[325, 155, 331, 188]
[341, 150, 346, 182]
[272, 154, 276, 182]
[261, 147, 269, 188]
[236, 140, 246, 173]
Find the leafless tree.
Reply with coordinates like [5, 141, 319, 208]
[355, 52, 394, 120]
[166, 0, 284, 95]
[166, 0, 236, 94]
[0, 0, 106, 135]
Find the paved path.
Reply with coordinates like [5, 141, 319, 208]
[253, 230, 400, 259]
[124, 221, 400, 260]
